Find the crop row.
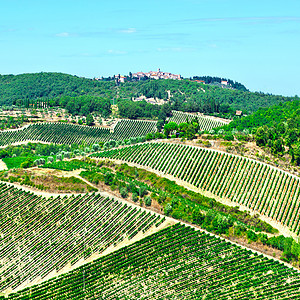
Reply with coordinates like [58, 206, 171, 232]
[168, 110, 229, 130]
[7, 224, 300, 299]
[0, 119, 157, 146]
[92, 142, 300, 235]
[0, 183, 165, 293]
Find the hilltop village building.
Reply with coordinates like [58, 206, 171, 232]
[132, 69, 182, 80]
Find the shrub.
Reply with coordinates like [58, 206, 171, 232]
[247, 230, 258, 243]
[144, 196, 152, 206]
[120, 187, 128, 198]
[132, 192, 138, 202]
[20, 158, 34, 169]
[164, 203, 172, 215]
[47, 156, 54, 163]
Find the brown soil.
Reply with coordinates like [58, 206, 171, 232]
[2, 168, 97, 194]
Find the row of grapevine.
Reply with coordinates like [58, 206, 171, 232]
[168, 110, 229, 130]
[0, 183, 165, 293]
[0, 119, 157, 146]
[92, 142, 300, 235]
[7, 224, 300, 299]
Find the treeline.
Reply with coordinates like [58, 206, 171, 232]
[192, 76, 248, 91]
[47, 96, 112, 117]
[117, 100, 162, 119]
[117, 100, 172, 121]
[117, 78, 294, 116]
[0, 115, 28, 130]
[220, 100, 300, 164]
[0, 73, 296, 117]
[0, 72, 115, 107]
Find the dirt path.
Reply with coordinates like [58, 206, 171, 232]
[0, 159, 7, 171]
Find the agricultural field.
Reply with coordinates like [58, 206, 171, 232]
[0, 119, 157, 146]
[0, 182, 167, 294]
[168, 110, 230, 131]
[0, 105, 299, 299]
[92, 142, 300, 235]
[5, 224, 300, 300]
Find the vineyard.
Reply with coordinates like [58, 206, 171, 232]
[168, 110, 230, 130]
[0, 119, 157, 146]
[6, 224, 300, 299]
[0, 183, 166, 294]
[92, 142, 300, 235]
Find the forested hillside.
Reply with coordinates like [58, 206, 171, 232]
[192, 75, 248, 91]
[0, 72, 296, 117]
[221, 100, 300, 164]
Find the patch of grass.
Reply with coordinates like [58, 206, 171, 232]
[2, 156, 46, 169]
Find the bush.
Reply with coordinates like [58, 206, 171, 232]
[247, 230, 258, 242]
[138, 185, 148, 197]
[120, 187, 128, 198]
[20, 158, 34, 169]
[92, 144, 100, 152]
[132, 192, 138, 202]
[164, 203, 172, 215]
[47, 156, 54, 163]
[144, 196, 152, 206]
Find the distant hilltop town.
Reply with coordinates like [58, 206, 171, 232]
[132, 69, 182, 81]
[95, 69, 182, 83]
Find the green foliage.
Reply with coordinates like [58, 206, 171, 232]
[164, 203, 172, 215]
[0, 115, 28, 130]
[1, 73, 296, 120]
[118, 100, 161, 119]
[144, 196, 152, 206]
[164, 122, 178, 137]
[132, 192, 138, 202]
[221, 100, 300, 162]
[3, 156, 47, 169]
[247, 230, 258, 242]
[104, 172, 114, 185]
[119, 187, 128, 198]
[86, 114, 94, 126]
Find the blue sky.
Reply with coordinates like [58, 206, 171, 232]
[1, 0, 300, 96]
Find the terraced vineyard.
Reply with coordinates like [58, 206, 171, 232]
[92, 142, 300, 235]
[0, 119, 157, 146]
[6, 224, 300, 300]
[168, 110, 230, 130]
[0, 183, 166, 293]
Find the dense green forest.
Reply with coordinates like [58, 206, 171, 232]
[192, 75, 248, 91]
[0, 72, 115, 106]
[116, 79, 295, 116]
[47, 95, 112, 117]
[220, 100, 300, 164]
[0, 72, 296, 117]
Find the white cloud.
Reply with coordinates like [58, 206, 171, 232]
[119, 28, 136, 34]
[55, 32, 71, 37]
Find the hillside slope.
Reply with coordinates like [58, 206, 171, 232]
[0, 183, 167, 294]
[92, 142, 300, 236]
[0, 120, 157, 146]
[6, 224, 300, 300]
[0, 73, 296, 116]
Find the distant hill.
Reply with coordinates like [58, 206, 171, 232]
[192, 75, 248, 91]
[0, 72, 296, 117]
[221, 99, 300, 131]
[0, 72, 115, 106]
